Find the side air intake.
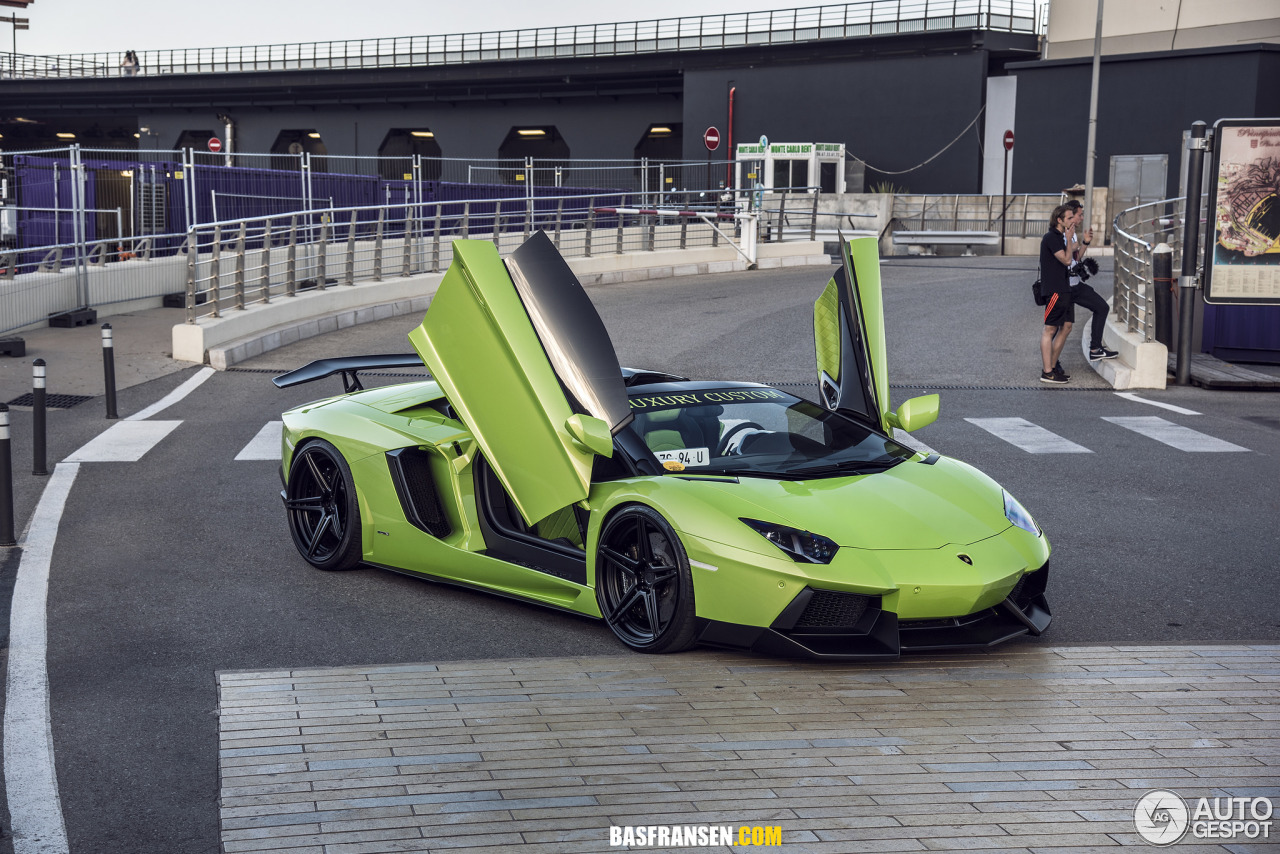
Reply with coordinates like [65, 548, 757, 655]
[386, 447, 452, 538]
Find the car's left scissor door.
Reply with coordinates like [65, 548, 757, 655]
[410, 231, 632, 526]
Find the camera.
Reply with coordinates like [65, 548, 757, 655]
[1069, 256, 1099, 283]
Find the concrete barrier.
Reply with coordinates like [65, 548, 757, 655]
[1085, 297, 1169, 389]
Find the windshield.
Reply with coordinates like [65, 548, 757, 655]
[626, 386, 915, 479]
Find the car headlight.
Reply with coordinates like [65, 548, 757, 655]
[1003, 490, 1040, 535]
[741, 518, 839, 564]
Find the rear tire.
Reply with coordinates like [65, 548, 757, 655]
[284, 439, 363, 571]
[595, 505, 697, 653]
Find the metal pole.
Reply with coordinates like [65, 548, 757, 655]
[373, 209, 384, 281]
[1001, 146, 1009, 255]
[0, 404, 14, 547]
[32, 359, 48, 476]
[1083, 0, 1104, 236]
[1176, 121, 1208, 386]
[70, 145, 88, 309]
[102, 323, 118, 419]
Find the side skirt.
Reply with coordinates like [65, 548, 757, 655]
[364, 560, 600, 620]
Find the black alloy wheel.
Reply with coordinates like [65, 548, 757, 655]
[596, 504, 696, 653]
[284, 439, 363, 570]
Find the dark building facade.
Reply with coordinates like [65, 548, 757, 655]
[1, 28, 1034, 194]
[4, 31, 1277, 197]
[1009, 44, 1280, 197]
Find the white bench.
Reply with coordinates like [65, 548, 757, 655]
[892, 230, 1000, 256]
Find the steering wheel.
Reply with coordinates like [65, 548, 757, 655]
[716, 422, 765, 456]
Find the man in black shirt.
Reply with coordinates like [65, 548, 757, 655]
[1064, 199, 1119, 362]
[1038, 204, 1076, 383]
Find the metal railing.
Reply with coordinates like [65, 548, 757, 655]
[1, 1, 1037, 79]
[177, 189, 788, 322]
[1112, 197, 1189, 342]
[890, 193, 1059, 238]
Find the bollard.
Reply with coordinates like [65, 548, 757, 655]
[102, 323, 118, 419]
[32, 358, 48, 476]
[1152, 244, 1175, 349]
[0, 404, 15, 546]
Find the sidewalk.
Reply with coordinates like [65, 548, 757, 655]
[217, 645, 1279, 853]
[0, 306, 191, 405]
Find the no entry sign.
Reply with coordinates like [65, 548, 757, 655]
[1003, 130, 1014, 151]
[704, 127, 720, 151]
[208, 137, 223, 153]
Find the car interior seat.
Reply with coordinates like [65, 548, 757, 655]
[680, 404, 724, 450]
[635, 408, 694, 452]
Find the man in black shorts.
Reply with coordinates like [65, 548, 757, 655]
[1039, 204, 1076, 383]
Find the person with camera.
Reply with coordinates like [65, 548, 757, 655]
[1064, 199, 1118, 362]
[1038, 203, 1077, 383]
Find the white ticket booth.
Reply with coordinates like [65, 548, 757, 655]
[734, 142, 846, 194]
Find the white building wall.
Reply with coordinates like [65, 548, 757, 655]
[982, 76, 1018, 196]
[1044, 0, 1280, 59]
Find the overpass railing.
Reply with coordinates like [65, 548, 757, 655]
[2, 1, 1037, 79]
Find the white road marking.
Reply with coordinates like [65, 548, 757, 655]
[63, 420, 182, 462]
[125, 366, 215, 421]
[965, 417, 1092, 454]
[235, 421, 283, 460]
[1102, 416, 1249, 452]
[3, 368, 217, 853]
[4, 463, 79, 854]
[1112, 393, 1201, 415]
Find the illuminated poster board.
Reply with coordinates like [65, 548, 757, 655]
[1204, 118, 1280, 305]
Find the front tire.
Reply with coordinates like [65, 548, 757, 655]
[596, 505, 697, 653]
[284, 439, 363, 571]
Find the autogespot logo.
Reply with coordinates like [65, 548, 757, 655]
[1135, 790, 1190, 845]
[1134, 790, 1275, 845]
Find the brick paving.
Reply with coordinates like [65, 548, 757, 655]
[216, 645, 1280, 853]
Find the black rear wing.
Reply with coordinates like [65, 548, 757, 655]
[272, 354, 426, 393]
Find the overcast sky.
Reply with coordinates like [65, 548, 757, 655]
[17, 1, 799, 55]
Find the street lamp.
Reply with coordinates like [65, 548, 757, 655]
[3, 10, 29, 76]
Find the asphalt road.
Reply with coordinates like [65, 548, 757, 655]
[1, 256, 1277, 854]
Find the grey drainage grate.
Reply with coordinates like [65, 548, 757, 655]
[6, 392, 96, 409]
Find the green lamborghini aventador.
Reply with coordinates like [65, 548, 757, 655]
[274, 231, 1051, 658]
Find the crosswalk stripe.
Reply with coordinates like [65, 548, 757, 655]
[63, 421, 182, 462]
[1102, 416, 1249, 452]
[964, 417, 1092, 454]
[235, 421, 283, 460]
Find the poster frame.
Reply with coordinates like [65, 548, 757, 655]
[1202, 117, 1280, 306]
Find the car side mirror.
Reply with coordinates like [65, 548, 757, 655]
[887, 394, 939, 433]
[565, 414, 613, 457]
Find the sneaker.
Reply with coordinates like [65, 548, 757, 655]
[1088, 347, 1119, 361]
[1040, 370, 1068, 384]
[1054, 361, 1071, 380]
